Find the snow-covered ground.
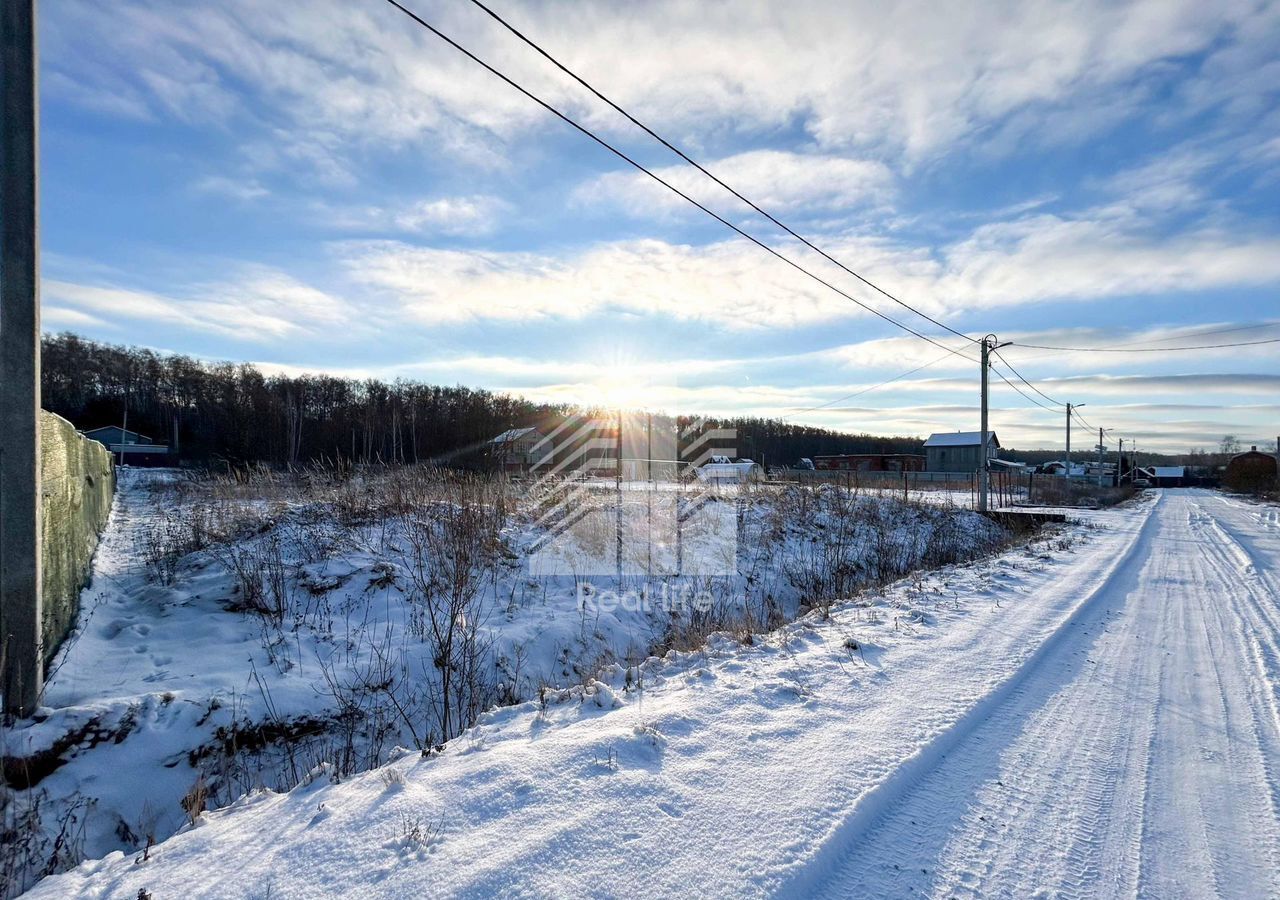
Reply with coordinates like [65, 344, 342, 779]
[27, 489, 1280, 896]
[22, 488, 1280, 898]
[3, 467, 1009, 896]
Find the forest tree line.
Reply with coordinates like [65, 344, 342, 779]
[41, 333, 926, 469]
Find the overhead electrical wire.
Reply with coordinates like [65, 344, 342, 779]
[785, 350, 956, 416]
[1106, 322, 1280, 346]
[378, 0, 1233, 451]
[992, 348, 1065, 408]
[377, 0, 977, 365]
[462, 0, 978, 346]
[1009, 336, 1280, 353]
[989, 363, 1064, 414]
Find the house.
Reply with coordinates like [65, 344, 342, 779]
[82, 425, 172, 466]
[923, 431, 1000, 473]
[489, 427, 546, 472]
[1224, 446, 1278, 492]
[812, 453, 925, 473]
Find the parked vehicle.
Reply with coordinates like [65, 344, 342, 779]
[1132, 477, 1151, 488]
[696, 454, 760, 483]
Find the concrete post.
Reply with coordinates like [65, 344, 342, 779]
[1, 0, 42, 716]
[978, 336, 991, 512]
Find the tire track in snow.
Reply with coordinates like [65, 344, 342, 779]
[771, 496, 1163, 898]
[790, 490, 1280, 899]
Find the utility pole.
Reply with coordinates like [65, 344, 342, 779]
[1118, 437, 1125, 483]
[1065, 403, 1085, 482]
[1, 0, 42, 716]
[1065, 403, 1072, 480]
[978, 334, 1003, 512]
[1097, 427, 1104, 487]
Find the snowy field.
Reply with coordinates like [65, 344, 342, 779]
[3, 466, 1010, 896]
[19, 487, 1280, 898]
[12, 476, 1280, 896]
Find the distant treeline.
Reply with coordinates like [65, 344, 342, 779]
[41, 333, 924, 468]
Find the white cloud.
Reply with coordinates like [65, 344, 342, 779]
[42, 0, 1278, 175]
[338, 205, 1280, 329]
[574, 150, 894, 219]
[311, 194, 512, 237]
[933, 215, 1280, 309]
[193, 175, 270, 201]
[43, 269, 355, 343]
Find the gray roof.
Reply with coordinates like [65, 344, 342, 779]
[923, 431, 1000, 448]
[491, 427, 540, 444]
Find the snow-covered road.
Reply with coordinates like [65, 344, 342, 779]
[813, 489, 1280, 898]
[30, 490, 1280, 899]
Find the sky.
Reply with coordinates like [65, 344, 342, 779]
[36, 0, 1280, 453]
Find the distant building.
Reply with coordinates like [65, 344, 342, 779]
[1224, 446, 1278, 492]
[82, 426, 172, 466]
[812, 453, 925, 473]
[923, 431, 1000, 473]
[1151, 466, 1186, 487]
[489, 427, 545, 472]
[1038, 461, 1087, 477]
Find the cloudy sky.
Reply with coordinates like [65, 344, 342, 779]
[39, 0, 1280, 452]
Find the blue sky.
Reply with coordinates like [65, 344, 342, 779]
[37, 0, 1280, 452]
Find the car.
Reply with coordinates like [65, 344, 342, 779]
[1132, 477, 1151, 488]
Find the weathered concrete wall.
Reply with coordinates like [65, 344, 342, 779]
[40, 411, 115, 663]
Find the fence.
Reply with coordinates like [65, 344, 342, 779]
[769, 468, 1130, 510]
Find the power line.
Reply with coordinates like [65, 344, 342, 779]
[992, 348, 1064, 408]
[1010, 336, 1280, 353]
[989, 363, 1063, 414]
[784, 351, 956, 416]
[463, 0, 977, 346]
[378, 0, 977, 364]
[1107, 322, 1280, 346]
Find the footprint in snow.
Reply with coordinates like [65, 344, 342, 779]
[102, 619, 134, 639]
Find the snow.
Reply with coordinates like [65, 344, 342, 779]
[922, 431, 999, 448]
[3, 467, 1006, 895]
[20, 485, 1280, 898]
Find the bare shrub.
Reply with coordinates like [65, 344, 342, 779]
[180, 775, 208, 826]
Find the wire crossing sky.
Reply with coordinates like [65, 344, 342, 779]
[38, 0, 1280, 451]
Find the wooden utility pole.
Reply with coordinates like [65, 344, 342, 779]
[1, 0, 42, 716]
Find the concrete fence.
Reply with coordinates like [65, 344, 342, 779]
[39, 410, 115, 662]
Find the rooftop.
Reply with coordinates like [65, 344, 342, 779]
[923, 431, 1000, 448]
